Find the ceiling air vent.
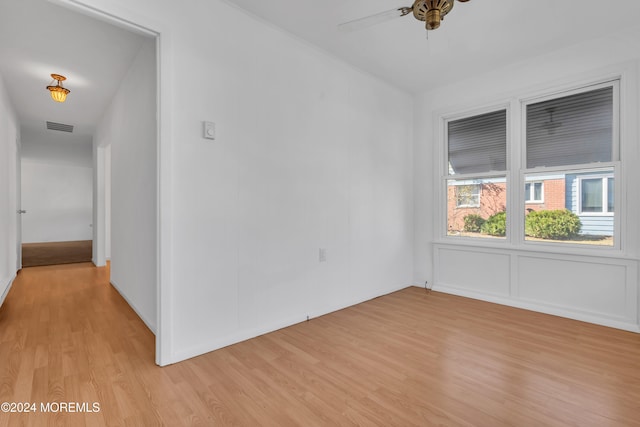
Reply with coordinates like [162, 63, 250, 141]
[46, 121, 74, 133]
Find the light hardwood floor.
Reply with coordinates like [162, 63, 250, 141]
[1, 263, 639, 426]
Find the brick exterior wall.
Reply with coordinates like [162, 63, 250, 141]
[447, 183, 506, 232]
[525, 179, 565, 212]
[447, 178, 566, 232]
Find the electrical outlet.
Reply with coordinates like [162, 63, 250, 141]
[319, 248, 327, 262]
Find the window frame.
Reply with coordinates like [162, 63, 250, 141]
[437, 78, 622, 252]
[524, 181, 544, 203]
[440, 103, 510, 242]
[578, 174, 614, 216]
[520, 80, 620, 250]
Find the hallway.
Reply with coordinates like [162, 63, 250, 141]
[0, 263, 163, 425]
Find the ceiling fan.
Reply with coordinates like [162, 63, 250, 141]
[339, 0, 471, 33]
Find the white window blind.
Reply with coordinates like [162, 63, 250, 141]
[526, 87, 613, 168]
[448, 110, 507, 175]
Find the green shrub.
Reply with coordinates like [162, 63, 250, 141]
[463, 214, 485, 233]
[525, 209, 581, 240]
[481, 211, 506, 236]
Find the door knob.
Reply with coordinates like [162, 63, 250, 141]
[17, 210, 26, 214]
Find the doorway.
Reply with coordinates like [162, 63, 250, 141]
[19, 132, 94, 267]
[1, 0, 163, 363]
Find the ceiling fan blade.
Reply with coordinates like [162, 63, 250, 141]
[338, 7, 412, 33]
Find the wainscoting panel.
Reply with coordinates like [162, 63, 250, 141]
[434, 247, 511, 297]
[433, 243, 639, 332]
[517, 255, 634, 323]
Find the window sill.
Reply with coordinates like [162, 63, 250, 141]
[434, 236, 632, 261]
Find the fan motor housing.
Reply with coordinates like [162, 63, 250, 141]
[412, 0, 455, 30]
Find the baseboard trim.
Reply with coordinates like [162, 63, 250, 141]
[424, 284, 640, 334]
[170, 283, 412, 365]
[110, 278, 157, 335]
[0, 274, 16, 309]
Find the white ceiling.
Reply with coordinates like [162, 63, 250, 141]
[0, 0, 147, 145]
[223, 0, 640, 92]
[2, 0, 640, 149]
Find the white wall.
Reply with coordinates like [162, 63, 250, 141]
[77, 0, 414, 364]
[94, 37, 157, 333]
[169, 4, 413, 364]
[414, 27, 640, 331]
[105, 144, 111, 260]
[171, 5, 413, 363]
[92, 143, 105, 266]
[20, 143, 93, 243]
[0, 75, 18, 306]
[20, 129, 92, 167]
[20, 131, 92, 243]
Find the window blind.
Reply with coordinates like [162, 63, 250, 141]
[448, 110, 507, 175]
[526, 87, 613, 168]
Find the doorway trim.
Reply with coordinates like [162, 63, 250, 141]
[15, 136, 22, 272]
[47, 0, 173, 366]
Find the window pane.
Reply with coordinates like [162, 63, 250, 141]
[533, 183, 543, 201]
[525, 181, 544, 203]
[447, 178, 506, 239]
[526, 87, 613, 168]
[607, 178, 614, 212]
[448, 110, 507, 174]
[524, 169, 613, 246]
[581, 179, 603, 213]
[455, 185, 480, 207]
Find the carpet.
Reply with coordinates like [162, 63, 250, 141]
[22, 240, 93, 267]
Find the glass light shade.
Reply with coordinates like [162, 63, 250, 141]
[46, 74, 70, 103]
[48, 86, 69, 102]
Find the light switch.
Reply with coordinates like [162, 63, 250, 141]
[203, 121, 215, 140]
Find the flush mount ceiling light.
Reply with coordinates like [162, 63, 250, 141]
[339, 0, 471, 33]
[46, 74, 70, 103]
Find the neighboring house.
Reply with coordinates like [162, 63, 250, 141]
[448, 171, 614, 236]
[447, 179, 506, 232]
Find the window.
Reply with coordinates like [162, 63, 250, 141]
[525, 182, 543, 203]
[441, 80, 619, 248]
[523, 83, 617, 246]
[579, 176, 614, 214]
[455, 184, 480, 207]
[445, 109, 507, 238]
